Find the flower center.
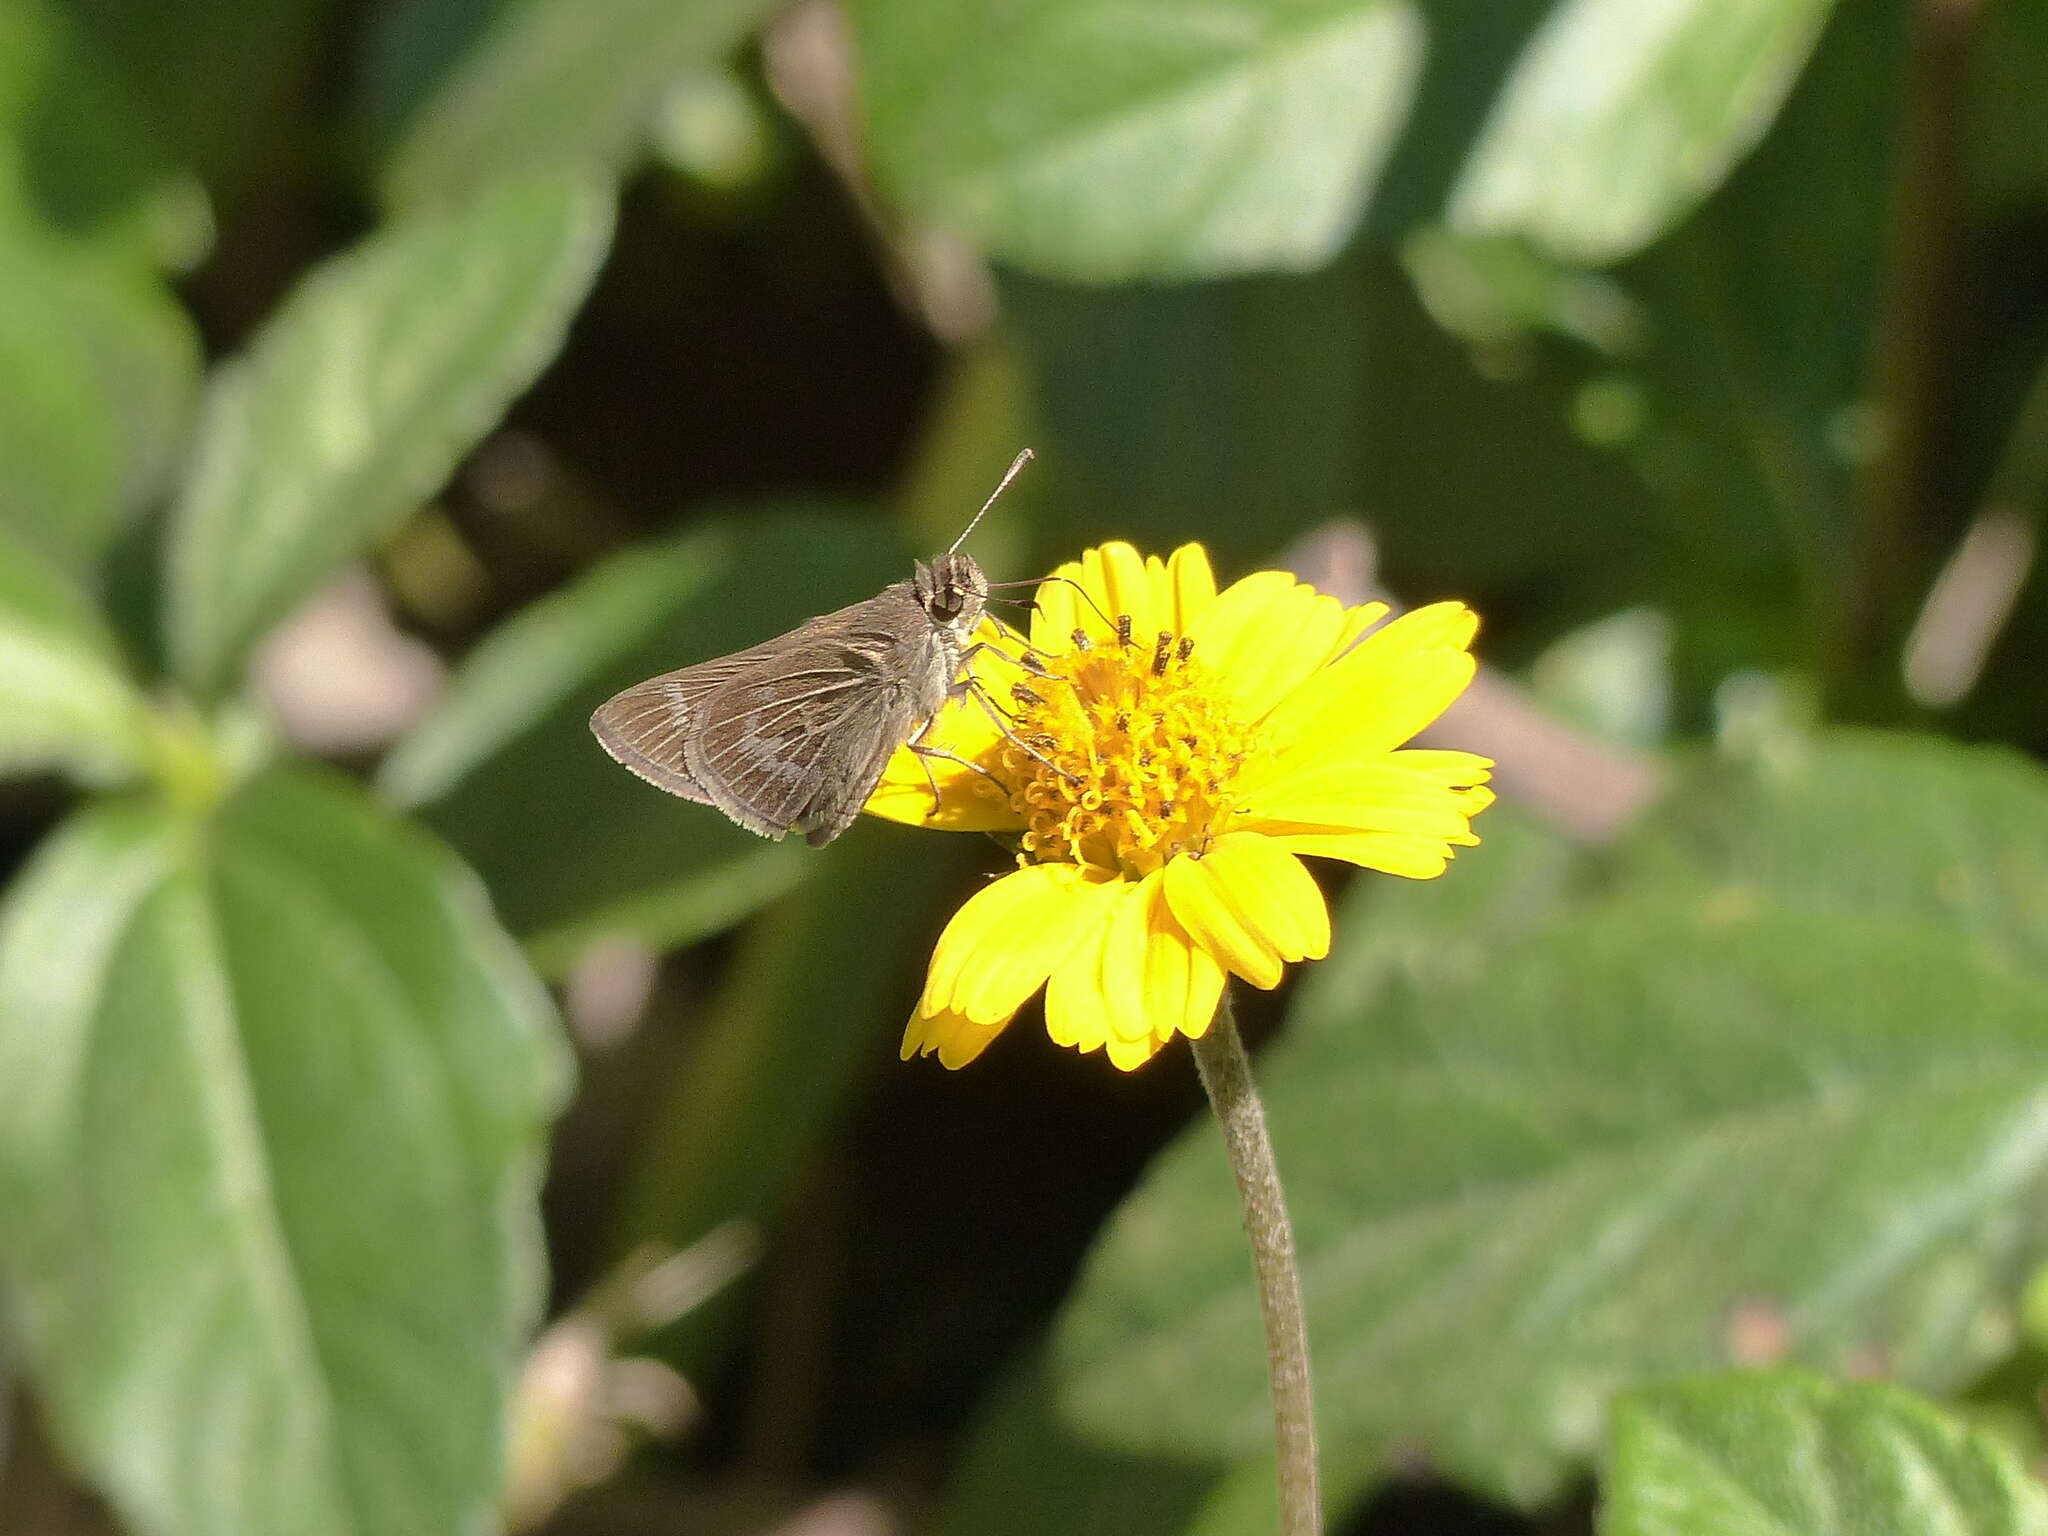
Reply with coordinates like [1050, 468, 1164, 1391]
[996, 624, 1253, 878]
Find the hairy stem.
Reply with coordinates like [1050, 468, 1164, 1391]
[1187, 994, 1321, 1536]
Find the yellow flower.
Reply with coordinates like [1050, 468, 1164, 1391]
[867, 542, 1493, 1071]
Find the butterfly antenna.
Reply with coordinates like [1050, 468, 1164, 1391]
[948, 448, 1035, 555]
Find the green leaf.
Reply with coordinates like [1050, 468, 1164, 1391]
[619, 814, 981, 1249]
[935, 1352, 1228, 1536]
[0, 230, 199, 568]
[1001, 260, 1367, 569]
[853, 0, 1424, 281]
[0, 0, 205, 266]
[0, 524, 147, 781]
[163, 169, 611, 697]
[0, 766, 569, 1536]
[1051, 733, 2048, 1507]
[1449, 0, 1841, 264]
[1971, 0, 2048, 209]
[382, 511, 914, 974]
[59, 0, 330, 185]
[365, 0, 780, 211]
[1603, 1372, 2048, 1536]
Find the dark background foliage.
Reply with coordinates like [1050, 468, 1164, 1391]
[3, 1, 2048, 1534]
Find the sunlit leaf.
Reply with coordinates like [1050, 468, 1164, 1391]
[0, 229, 198, 568]
[0, 524, 147, 782]
[164, 169, 612, 697]
[1450, 0, 1841, 264]
[1053, 734, 2048, 1506]
[853, 0, 1424, 281]
[365, 0, 780, 210]
[1604, 1372, 2048, 1536]
[0, 767, 569, 1536]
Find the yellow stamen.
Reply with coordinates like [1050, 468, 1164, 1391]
[993, 616, 1254, 879]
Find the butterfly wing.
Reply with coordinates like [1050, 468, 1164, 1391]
[589, 648, 759, 807]
[690, 629, 924, 844]
[589, 587, 931, 845]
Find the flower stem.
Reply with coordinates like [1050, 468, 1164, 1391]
[1187, 992, 1321, 1536]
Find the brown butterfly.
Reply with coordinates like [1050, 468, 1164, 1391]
[589, 452, 1032, 847]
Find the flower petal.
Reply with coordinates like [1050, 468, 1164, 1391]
[1269, 830, 1469, 879]
[1187, 573, 1366, 723]
[1143, 891, 1225, 1044]
[1163, 835, 1329, 989]
[1106, 1033, 1168, 1071]
[1087, 542, 1159, 642]
[1263, 601, 1479, 761]
[1236, 755, 1495, 839]
[920, 864, 1114, 1023]
[1044, 902, 1116, 1051]
[900, 1006, 1010, 1069]
[1163, 544, 1217, 633]
[1029, 558, 1091, 653]
[1098, 874, 1159, 1042]
[1043, 875, 1225, 1060]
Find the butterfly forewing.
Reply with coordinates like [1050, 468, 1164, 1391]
[589, 649, 757, 806]
[589, 585, 941, 845]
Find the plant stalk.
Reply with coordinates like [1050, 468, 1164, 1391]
[1187, 993, 1321, 1536]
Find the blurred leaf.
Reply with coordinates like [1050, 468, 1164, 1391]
[853, 0, 1424, 282]
[0, 766, 568, 1536]
[1586, 0, 1900, 689]
[0, 0, 204, 264]
[0, 229, 200, 568]
[0, 524, 147, 781]
[1004, 246, 1666, 633]
[1052, 732, 2048, 1506]
[1449, 0, 1840, 265]
[1969, 0, 2048, 211]
[164, 170, 613, 698]
[1620, 731, 2048, 982]
[936, 1352, 1227, 1536]
[383, 511, 914, 975]
[59, 0, 329, 184]
[365, 0, 779, 211]
[1602, 1372, 2048, 1536]
[620, 816, 977, 1248]
[1001, 261, 1366, 569]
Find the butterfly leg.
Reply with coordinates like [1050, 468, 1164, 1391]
[903, 708, 1010, 815]
[957, 637, 1059, 681]
[958, 676, 1081, 785]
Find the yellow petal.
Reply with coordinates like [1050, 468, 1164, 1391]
[1044, 907, 1115, 1051]
[1265, 601, 1479, 759]
[1236, 758, 1494, 839]
[1054, 874, 1232, 1051]
[1106, 1033, 1168, 1071]
[1164, 544, 1218, 633]
[920, 864, 1113, 1023]
[1098, 874, 1159, 1042]
[1270, 830, 1465, 879]
[1163, 835, 1329, 989]
[1188, 574, 1351, 723]
[900, 1006, 1010, 1068]
[1087, 542, 1159, 642]
[1029, 558, 1091, 653]
[1143, 893, 1225, 1043]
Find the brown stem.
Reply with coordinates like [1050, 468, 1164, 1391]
[1835, 0, 1987, 708]
[1187, 993, 1321, 1536]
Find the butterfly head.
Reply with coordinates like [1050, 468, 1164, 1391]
[914, 552, 988, 639]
